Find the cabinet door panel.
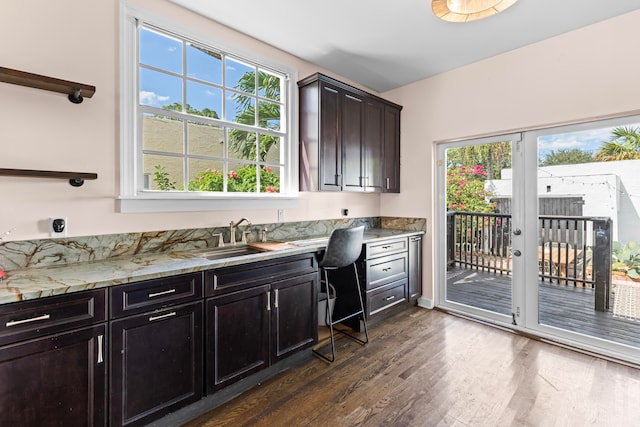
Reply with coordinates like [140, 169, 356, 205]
[383, 105, 401, 193]
[319, 83, 341, 190]
[342, 92, 364, 191]
[364, 99, 385, 192]
[110, 302, 203, 427]
[0, 324, 106, 427]
[207, 285, 270, 392]
[272, 272, 318, 362]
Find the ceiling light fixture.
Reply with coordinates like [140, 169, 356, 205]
[432, 0, 518, 23]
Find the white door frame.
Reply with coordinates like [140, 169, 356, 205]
[435, 132, 523, 327]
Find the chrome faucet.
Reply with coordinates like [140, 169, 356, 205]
[229, 218, 251, 245]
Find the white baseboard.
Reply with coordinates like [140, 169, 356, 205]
[417, 296, 434, 309]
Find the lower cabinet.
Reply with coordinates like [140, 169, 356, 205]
[205, 254, 318, 393]
[109, 273, 203, 427]
[206, 284, 270, 391]
[362, 237, 409, 319]
[332, 234, 423, 330]
[271, 273, 317, 362]
[0, 290, 107, 427]
[0, 253, 321, 426]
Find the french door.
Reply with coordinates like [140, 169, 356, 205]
[437, 133, 523, 326]
[437, 115, 640, 364]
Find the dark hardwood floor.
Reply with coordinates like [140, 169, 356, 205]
[182, 307, 640, 426]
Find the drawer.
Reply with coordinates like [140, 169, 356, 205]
[206, 253, 317, 297]
[366, 237, 408, 258]
[365, 252, 408, 290]
[110, 272, 203, 318]
[0, 289, 106, 346]
[367, 279, 407, 316]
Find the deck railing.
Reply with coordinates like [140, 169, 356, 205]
[447, 211, 612, 310]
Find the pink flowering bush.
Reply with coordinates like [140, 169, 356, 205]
[446, 165, 495, 213]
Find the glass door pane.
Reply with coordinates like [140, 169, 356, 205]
[442, 138, 516, 321]
[531, 119, 640, 352]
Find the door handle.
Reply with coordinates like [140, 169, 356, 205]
[513, 250, 522, 257]
[512, 229, 522, 236]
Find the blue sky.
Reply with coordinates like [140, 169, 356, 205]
[138, 27, 258, 121]
[538, 122, 640, 160]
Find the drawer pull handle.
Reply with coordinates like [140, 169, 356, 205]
[382, 267, 392, 272]
[148, 311, 177, 322]
[148, 288, 176, 298]
[6, 314, 51, 327]
[385, 296, 396, 301]
[97, 334, 104, 364]
[382, 245, 391, 249]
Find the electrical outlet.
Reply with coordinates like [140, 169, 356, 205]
[277, 209, 284, 223]
[50, 217, 67, 238]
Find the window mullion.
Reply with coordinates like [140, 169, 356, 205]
[182, 39, 188, 192]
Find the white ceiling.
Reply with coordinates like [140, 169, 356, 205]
[168, 0, 640, 92]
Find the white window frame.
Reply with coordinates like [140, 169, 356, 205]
[118, 2, 298, 213]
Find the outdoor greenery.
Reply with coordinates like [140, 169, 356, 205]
[446, 165, 495, 213]
[152, 71, 281, 193]
[228, 71, 281, 162]
[539, 149, 593, 166]
[162, 102, 220, 119]
[445, 126, 640, 214]
[188, 166, 279, 193]
[153, 164, 279, 193]
[153, 165, 176, 191]
[446, 142, 511, 180]
[594, 126, 640, 161]
[612, 241, 640, 279]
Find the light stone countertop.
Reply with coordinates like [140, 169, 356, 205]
[0, 229, 423, 305]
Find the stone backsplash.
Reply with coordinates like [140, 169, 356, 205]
[0, 217, 425, 271]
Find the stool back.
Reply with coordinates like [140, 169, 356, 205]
[319, 226, 365, 269]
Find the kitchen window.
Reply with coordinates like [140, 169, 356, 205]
[119, 5, 297, 212]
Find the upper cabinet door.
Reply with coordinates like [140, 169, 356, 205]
[364, 99, 385, 192]
[318, 83, 342, 191]
[384, 105, 401, 193]
[341, 92, 365, 191]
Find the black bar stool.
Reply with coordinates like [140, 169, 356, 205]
[313, 225, 369, 363]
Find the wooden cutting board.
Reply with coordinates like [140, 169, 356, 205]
[248, 242, 300, 251]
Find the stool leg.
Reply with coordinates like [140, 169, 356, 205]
[312, 263, 369, 363]
[352, 263, 369, 344]
[313, 268, 337, 362]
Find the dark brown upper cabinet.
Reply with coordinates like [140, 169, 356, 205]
[298, 73, 402, 193]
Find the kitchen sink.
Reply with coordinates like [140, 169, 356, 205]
[198, 246, 264, 260]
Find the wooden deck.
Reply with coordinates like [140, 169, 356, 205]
[447, 266, 640, 348]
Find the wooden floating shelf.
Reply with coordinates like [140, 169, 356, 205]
[0, 168, 98, 187]
[0, 67, 95, 103]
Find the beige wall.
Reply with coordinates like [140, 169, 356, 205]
[0, 0, 382, 241]
[382, 10, 640, 302]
